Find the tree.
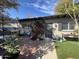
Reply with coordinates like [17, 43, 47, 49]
[55, 0, 79, 14]
[55, 0, 79, 40]
[0, 0, 18, 16]
[0, 0, 18, 39]
[31, 20, 46, 41]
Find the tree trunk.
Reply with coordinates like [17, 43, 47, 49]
[74, 19, 79, 41]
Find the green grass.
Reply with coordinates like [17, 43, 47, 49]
[55, 41, 79, 59]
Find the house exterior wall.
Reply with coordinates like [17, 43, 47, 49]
[19, 17, 78, 38]
[45, 18, 75, 37]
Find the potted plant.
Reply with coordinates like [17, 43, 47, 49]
[1, 37, 20, 59]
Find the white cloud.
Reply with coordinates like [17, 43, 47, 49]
[39, 9, 54, 15]
[46, 0, 50, 4]
[32, 4, 49, 10]
[26, 0, 56, 15]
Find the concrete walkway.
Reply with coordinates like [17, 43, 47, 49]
[41, 45, 58, 59]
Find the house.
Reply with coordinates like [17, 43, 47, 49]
[19, 14, 79, 39]
[0, 19, 22, 39]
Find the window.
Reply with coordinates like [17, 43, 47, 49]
[45, 23, 53, 38]
[62, 23, 68, 30]
[61, 22, 74, 31]
[69, 23, 74, 30]
[47, 24, 52, 30]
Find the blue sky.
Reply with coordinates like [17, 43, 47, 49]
[7, 0, 57, 19]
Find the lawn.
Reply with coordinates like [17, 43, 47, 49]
[55, 41, 79, 59]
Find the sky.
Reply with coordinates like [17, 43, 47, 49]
[7, 0, 57, 19]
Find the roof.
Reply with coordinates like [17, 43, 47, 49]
[0, 20, 18, 23]
[19, 14, 70, 22]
